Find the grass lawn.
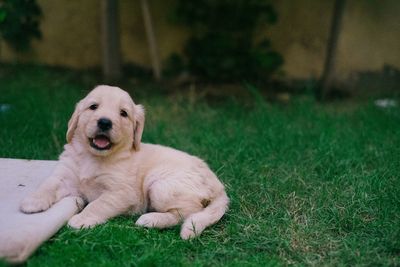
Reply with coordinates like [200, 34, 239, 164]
[0, 66, 399, 266]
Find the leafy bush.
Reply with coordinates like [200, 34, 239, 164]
[169, 0, 283, 82]
[0, 0, 42, 51]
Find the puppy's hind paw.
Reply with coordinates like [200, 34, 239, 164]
[180, 225, 198, 240]
[180, 218, 205, 240]
[20, 196, 52, 214]
[135, 214, 157, 228]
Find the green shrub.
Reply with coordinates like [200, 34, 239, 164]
[0, 0, 42, 51]
[169, 0, 283, 82]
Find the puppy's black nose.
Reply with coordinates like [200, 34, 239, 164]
[97, 118, 112, 131]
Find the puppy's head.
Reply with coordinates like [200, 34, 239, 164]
[66, 85, 145, 156]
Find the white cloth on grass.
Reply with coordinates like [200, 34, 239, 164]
[0, 158, 81, 263]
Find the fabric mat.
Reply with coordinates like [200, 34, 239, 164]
[0, 158, 81, 263]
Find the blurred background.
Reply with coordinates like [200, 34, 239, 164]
[1, 0, 399, 100]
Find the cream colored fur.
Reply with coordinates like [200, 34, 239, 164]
[20, 85, 229, 239]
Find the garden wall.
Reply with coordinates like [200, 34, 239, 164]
[1, 0, 399, 82]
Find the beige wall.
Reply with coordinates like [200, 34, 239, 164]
[120, 0, 188, 67]
[265, 0, 334, 79]
[337, 0, 400, 78]
[2, 0, 400, 81]
[2, 0, 101, 67]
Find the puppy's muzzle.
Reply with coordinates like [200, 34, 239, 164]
[89, 118, 113, 151]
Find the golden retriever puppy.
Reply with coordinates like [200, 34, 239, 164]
[20, 85, 229, 239]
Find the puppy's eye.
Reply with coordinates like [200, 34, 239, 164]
[89, 104, 98, 110]
[120, 110, 128, 117]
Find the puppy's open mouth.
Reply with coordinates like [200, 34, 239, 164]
[89, 135, 112, 150]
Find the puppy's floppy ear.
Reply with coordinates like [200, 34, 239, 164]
[132, 104, 145, 151]
[66, 100, 83, 143]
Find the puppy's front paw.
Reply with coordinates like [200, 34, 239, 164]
[68, 214, 102, 229]
[20, 196, 52, 214]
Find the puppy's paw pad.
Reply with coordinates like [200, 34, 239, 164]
[20, 196, 51, 214]
[68, 214, 98, 229]
[135, 214, 157, 228]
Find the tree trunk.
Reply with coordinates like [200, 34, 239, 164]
[101, 0, 122, 81]
[141, 0, 161, 81]
[318, 0, 346, 100]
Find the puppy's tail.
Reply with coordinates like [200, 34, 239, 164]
[180, 191, 229, 240]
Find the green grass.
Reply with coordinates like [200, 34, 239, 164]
[1, 66, 399, 266]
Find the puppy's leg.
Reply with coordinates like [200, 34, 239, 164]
[136, 211, 181, 229]
[20, 164, 74, 213]
[68, 191, 132, 229]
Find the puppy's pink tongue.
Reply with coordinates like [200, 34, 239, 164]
[94, 136, 110, 148]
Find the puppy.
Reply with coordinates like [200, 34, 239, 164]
[20, 85, 229, 239]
